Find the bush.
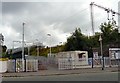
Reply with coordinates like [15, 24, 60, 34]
[0, 58, 9, 61]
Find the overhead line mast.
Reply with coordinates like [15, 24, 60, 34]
[90, 2, 120, 35]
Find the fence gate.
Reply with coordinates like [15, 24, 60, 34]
[7, 60, 16, 72]
[26, 59, 38, 72]
[7, 59, 38, 72]
[16, 59, 23, 72]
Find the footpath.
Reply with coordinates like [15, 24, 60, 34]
[2, 67, 119, 77]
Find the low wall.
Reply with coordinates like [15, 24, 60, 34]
[0, 61, 7, 73]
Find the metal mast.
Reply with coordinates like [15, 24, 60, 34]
[90, 2, 120, 35]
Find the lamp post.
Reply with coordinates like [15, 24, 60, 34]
[22, 22, 25, 72]
[99, 34, 104, 70]
[47, 34, 51, 57]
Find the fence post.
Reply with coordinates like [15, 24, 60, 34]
[15, 59, 16, 72]
[92, 57, 94, 68]
[24, 59, 26, 72]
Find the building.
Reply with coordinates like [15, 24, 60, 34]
[109, 48, 120, 66]
[118, 1, 120, 33]
[109, 48, 120, 59]
[56, 51, 89, 70]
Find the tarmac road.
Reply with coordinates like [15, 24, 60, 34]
[2, 72, 119, 81]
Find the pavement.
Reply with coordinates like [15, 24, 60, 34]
[2, 67, 119, 77]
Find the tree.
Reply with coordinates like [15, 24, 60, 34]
[1, 45, 7, 58]
[100, 21, 120, 47]
[64, 28, 88, 51]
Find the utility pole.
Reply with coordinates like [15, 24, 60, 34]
[22, 22, 25, 72]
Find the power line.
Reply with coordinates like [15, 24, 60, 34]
[60, 8, 89, 22]
[53, 8, 89, 32]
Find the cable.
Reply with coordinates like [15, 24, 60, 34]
[53, 8, 89, 30]
[60, 8, 89, 22]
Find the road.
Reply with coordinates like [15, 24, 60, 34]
[2, 72, 119, 81]
[0, 74, 2, 83]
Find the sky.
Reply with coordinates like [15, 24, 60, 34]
[0, 0, 120, 49]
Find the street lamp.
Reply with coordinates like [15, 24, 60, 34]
[99, 34, 104, 70]
[47, 34, 51, 57]
[22, 22, 25, 72]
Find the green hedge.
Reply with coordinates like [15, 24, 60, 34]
[0, 58, 9, 61]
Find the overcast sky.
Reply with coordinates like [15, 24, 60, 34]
[0, 0, 120, 49]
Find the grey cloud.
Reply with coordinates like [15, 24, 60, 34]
[2, 1, 119, 48]
[2, 2, 29, 14]
[1, 2, 94, 48]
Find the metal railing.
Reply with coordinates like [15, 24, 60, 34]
[7, 59, 38, 72]
[58, 57, 120, 70]
[58, 58, 89, 70]
[88, 57, 120, 67]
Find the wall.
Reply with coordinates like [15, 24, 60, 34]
[0, 61, 7, 73]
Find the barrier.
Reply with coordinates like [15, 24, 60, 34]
[58, 58, 89, 70]
[16, 59, 23, 72]
[26, 59, 38, 72]
[7, 60, 16, 72]
[88, 57, 120, 67]
[58, 57, 120, 70]
[7, 59, 38, 72]
[0, 61, 7, 73]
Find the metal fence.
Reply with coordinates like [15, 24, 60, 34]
[26, 59, 38, 72]
[7, 60, 16, 72]
[88, 57, 120, 67]
[58, 58, 73, 70]
[37, 56, 48, 65]
[58, 57, 120, 70]
[37, 56, 48, 70]
[58, 58, 89, 70]
[7, 59, 38, 72]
